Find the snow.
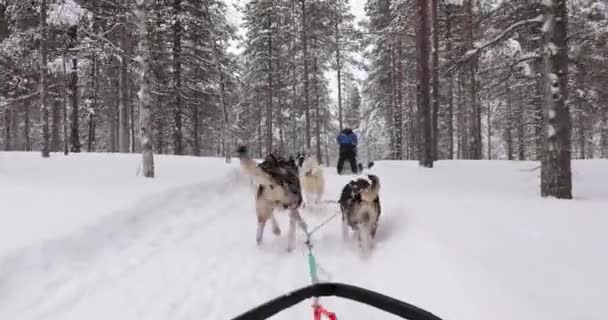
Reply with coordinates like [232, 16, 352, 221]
[547, 124, 557, 137]
[1, 153, 607, 320]
[48, 0, 85, 27]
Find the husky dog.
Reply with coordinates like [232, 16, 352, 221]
[299, 156, 325, 206]
[338, 175, 381, 252]
[237, 146, 307, 252]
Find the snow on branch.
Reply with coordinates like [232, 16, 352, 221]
[446, 14, 544, 74]
[48, 0, 85, 27]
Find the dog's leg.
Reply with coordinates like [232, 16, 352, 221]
[291, 208, 308, 233]
[342, 214, 350, 241]
[270, 214, 281, 236]
[359, 223, 373, 255]
[353, 225, 361, 247]
[256, 217, 266, 245]
[287, 212, 297, 252]
[256, 203, 272, 245]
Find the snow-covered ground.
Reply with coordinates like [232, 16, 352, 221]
[0, 152, 606, 320]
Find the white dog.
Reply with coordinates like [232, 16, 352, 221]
[299, 156, 325, 206]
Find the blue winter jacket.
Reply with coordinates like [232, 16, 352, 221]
[337, 132, 358, 146]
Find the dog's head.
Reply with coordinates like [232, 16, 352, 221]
[339, 174, 381, 206]
[296, 152, 306, 168]
[301, 156, 321, 176]
[256, 153, 303, 208]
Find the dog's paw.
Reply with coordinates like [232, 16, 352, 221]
[272, 226, 281, 236]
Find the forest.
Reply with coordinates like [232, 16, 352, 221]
[1, 0, 607, 198]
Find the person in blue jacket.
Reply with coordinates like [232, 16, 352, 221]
[336, 128, 359, 174]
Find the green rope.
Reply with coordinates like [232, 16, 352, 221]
[308, 252, 319, 284]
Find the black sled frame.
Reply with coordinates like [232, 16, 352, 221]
[231, 282, 444, 320]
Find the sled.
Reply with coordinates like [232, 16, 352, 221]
[230, 282, 443, 320]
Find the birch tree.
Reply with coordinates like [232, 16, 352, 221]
[540, 0, 571, 199]
[134, 0, 154, 178]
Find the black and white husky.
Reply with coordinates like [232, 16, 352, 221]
[338, 175, 381, 253]
[237, 146, 307, 252]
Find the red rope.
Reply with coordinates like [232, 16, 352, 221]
[313, 304, 337, 320]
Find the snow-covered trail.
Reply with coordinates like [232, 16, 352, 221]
[0, 165, 346, 320]
[1, 154, 607, 320]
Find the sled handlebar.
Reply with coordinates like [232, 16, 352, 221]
[230, 282, 444, 320]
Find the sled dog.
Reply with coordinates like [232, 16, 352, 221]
[299, 156, 325, 206]
[338, 174, 381, 253]
[237, 146, 307, 252]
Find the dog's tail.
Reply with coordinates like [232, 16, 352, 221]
[237, 145, 274, 185]
[360, 174, 380, 202]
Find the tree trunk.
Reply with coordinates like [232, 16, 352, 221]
[192, 105, 200, 156]
[4, 107, 11, 150]
[88, 0, 98, 153]
[431, 0, 440, 161]
[466, 0, 481, 159]
[486, 101, 491, 159]
[257, 101, 263, 158]
[393, 41, 403, 160]
[135, 0, 154, 178]
[62, 53, 69, 155]
[457, 72, 467, 159]
[313, 56, 322, 163]
[119, 47, 129, 153]
[446, 4, 454, 159]
[335, 6, 343, 131]
[390, 43, 397, 159]
[408, 86, 416, 159]
[291, 60, 298, 155]
[155, 97, 164, 154]
[51, 98, 60, 152]
[397, 40, 405, 159]
[416, 0, 433, 168]
[40, 0, 49, 157]
[505, 79, 513, 160]
[534, 77, 544, 160]
[540, 0, 572, 199]
[276, 63, 285, 154]
[266, 14, 273, 154]
[24, 101, 31, 151]
[301, 0, 311, 149]
[110, 77, 117, 152]
[87, 56, 97, 152]
[69, 26, 80, 153]
[130, 82, 136, 153]
[172, 0, 184, 155]
[517, 88, 525, 160]
[323, 116, 330, 166]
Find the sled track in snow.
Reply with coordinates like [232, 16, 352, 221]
[0, 169, 262, 320]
